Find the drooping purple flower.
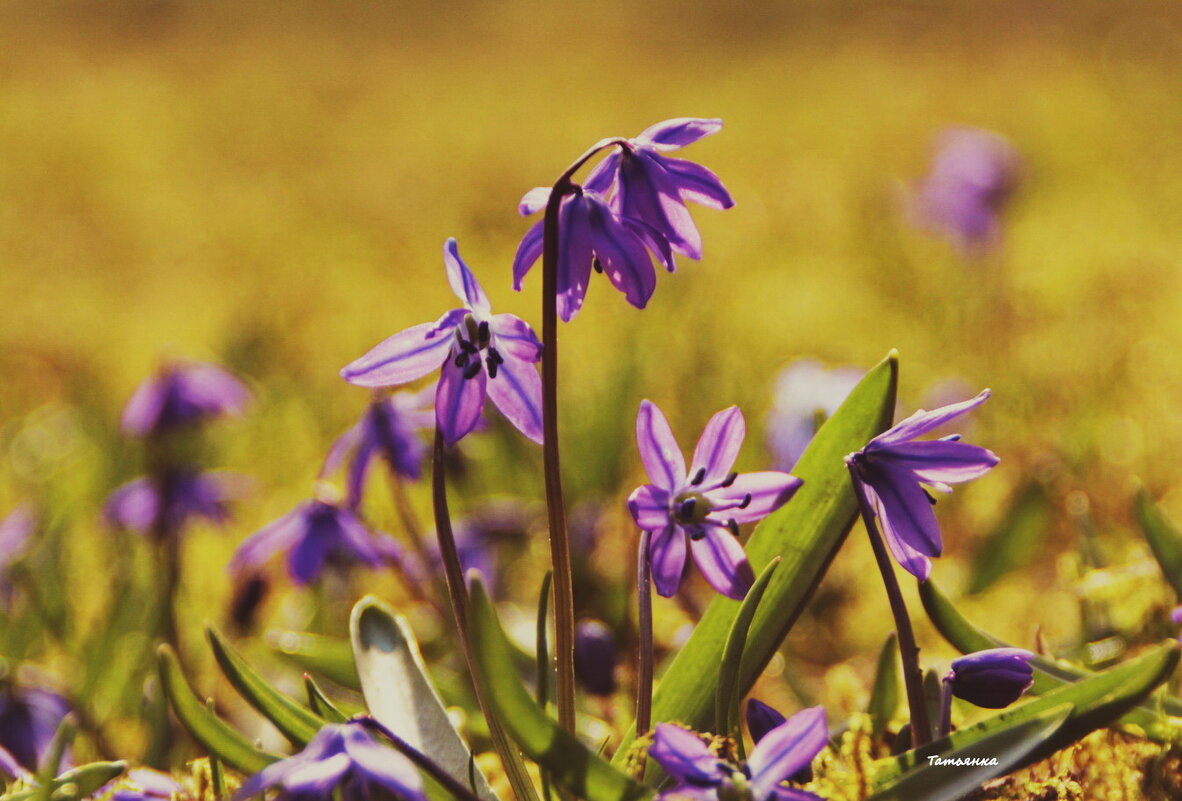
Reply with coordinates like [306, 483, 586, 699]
[322, 388, 434, 508]
[121, 361, 250, 437]
[112, 769, 186, 801]
[650, 707, 828, 801]
[341, 239, 543, 446]
[627, 401, 802, 600]
[0, 685, 71, 774]
[574, 620, 618, 696]
[845, 390, 999, 581]
[229, 499, 403, 586]
[104, 471, 247, 538]
[234, 721, 424, 801]
[912, 127, 1020, 253]
[766, 360, 863, 471]
[946, 648, 1035, 709]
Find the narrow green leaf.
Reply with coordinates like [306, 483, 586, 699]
[207, 628, 325, 746]
[268, 630, 360, 689]
[715, 558, 780, 748]
[467, 579, 653, 801]
[350, 596, 499, 801]
[535, 571, 555, 801]
[875, 639, 1180, 783]
[304, 675, 349, 723]
[1135, 487, 1182, 601]
[209, 751, 227, 801]
[614, 352, 899, 777]
[33, 717, 74, 801]
[156, 645, 280, 774]
[966, 482, 1052, 595]
[867, 633, 900, 737]
[1, 762, 126, 801]
[868, 704, 1071, 801]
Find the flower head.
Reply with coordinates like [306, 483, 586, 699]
[234, 722, 424, 801]
[574, 620, 618, 697]
[627, 401, 801, 600]
[0, 684, 71, 774]
[946, 648, 1035, 709]
[229, 499, 402, 586]
[846, 390, 998, 580]
[341, 239, 543, 446]
[651, 707, 827, 801]
[122, 361, 250, 437]
[766, 360, 862, 471]
[105, 471, 246, 538]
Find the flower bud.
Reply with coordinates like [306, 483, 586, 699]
[573, 620, 617, 696]
[745, 698, 786, 744]
[947, 648, 1035, 709]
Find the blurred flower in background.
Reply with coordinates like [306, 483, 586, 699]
[573, 619, 618, 696]
[0, 683, 71, 774]
[766, 360, 862, 471]
[104, 471, 247, 538]
[0, 505, 36, 597]
[121, 361, 250, 438]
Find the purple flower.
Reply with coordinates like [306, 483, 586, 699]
[322, 389, 434, 507]
[946, 648, 1035, 709]
[229, 500, 402, 586]
[122, 361, 250, 437]
[745, 698, 787, 745]
[574, 620, 618, 696]
[112, 769, 186, 801]
[912, 127, 1020, 253]
[0, 685, 71, 774]
[766, 360, 862, 471]
[341, 239, 543, 446]
[0, 745, 27, 780]
[234, 722, 424, 801]
[1172, 605, 1182, 626]
[650, 707, 827, 801]
[0, 504, 36, 583]
[845, 390, 999, 581]
[104, 472, 246, 538]
[627, 401, 802, 600]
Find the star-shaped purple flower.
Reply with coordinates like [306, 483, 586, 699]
[845, 390, 999, 580]
[121, 361, 250, 437]
[341, 239, 543, 446]
[650, 707, 827, 801]
[104, 471, 246, 538]
[234, 722, 424, 801]
[627, 401, 801, 600]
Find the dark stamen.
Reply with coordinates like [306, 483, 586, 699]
[454, 352, 469, 368]
[690, 467, 706, 486]
[939, 434, 961, 442]
[477, 321, 490, 347]
[463, 359, 482, 380]
[726, 519, 739, 537]
[923, 488, 937, 506]
[458, 339, 478, 354]
[738, 494, 752, 509]
[487, 359, 499, 379]
[689, 528, 707, 541]
[487, 348, 503, 366]
[679, 498, 696, 519]
[721, 471, 738, 488]
[592, 256, 603, 274]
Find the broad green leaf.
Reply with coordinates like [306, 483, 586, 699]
[268, 630, 360, 689]
[715, 558, 780, 749]
[875, 639, 1180, 783]
[467, 579, 652, 801]
[919, 578, 1182, 737]
[966, 482, 1051, 595]
[867, 633, 900, 737]
[207, 627, 326, 746]
[1, 762, 127, 801]
[614, 352, 898, 776]
[304, 676, 349, 723]
[868, 704, 1070, 801]
[350, 596, 498, 801]
[157, 645, 280, 774]
[1135, 487, 1182, 601]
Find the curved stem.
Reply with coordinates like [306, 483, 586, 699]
[847, 465, 932, 748]
[634, 529, 653, 780]
[359, 716, 485, 801]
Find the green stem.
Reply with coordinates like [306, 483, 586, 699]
[360, 716, 485, 801]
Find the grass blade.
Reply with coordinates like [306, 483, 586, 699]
[715, 557, 780, 750]
[867, 633, 900, 738]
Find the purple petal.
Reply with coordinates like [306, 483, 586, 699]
[771, 789, 825, 801]
[519, 186, 551, 216]
[512, 219, 545, 291]
[584, 150, 622, 194]
[341, 314, 463, 387]
[282, 752, 352, 794]
[490, 313, 543, 362]
[657, 155, 735, 210]
[647, 724, 723, 786]
[622, 216, 676, 271]
[873, 389, 991, 446]
[619, 152, 703, 259]
[122, 362, 250, 435]
[864, 463, 942, 557]
[748, 706, 827, 798]
[229, 505, 308, 577]
[859, 475, 933, 581]
[636, 400, 686, 492]
[287, 523, 331, 585]
[485, 352, 544, 444]
[876, 440, 999, 484]
[321, 421, 363, 481]
[705, 472, 802, 525]
[689, 525, 753, 599]
[628, 484, 672, 531]
[342, 726, 425, 801]
[556, 194, 595, 321]
[635, 118, 724, 150]
[331, 508, 389, 567]
[649, 523, 687, 598]
[435, 359, 487, 446]
[442, 238, 490, 313]
[689, 406, 745, 487]
[0, 745, 27, 780]
[586, 196, 657, 309]
[746, 699, 788, 745]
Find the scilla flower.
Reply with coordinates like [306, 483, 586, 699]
[946, 648, 1035, 709]
[121, 360, 250, 437]
[628, 401, 801, 600]
[341, 239, 542, 445]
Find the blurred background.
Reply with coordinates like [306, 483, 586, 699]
[3, 0, 1182, 767]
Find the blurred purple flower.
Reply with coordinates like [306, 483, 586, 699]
[122, 361, 250, 437]
[0, 504, 36, 583]
[234, 721, 424, 801]
[112, 769, 185, 801]
[846, 390, 998, 581]
[0, 685, 71, 774]
[913, 127, 1020, 253]
[104, 472, 246, 538]
[946, 648, 1035, 709]
[574, 620, 618, 696]
[766, 360, 862, 471]
[627, 401, 801, 600]
[0, 745, 27, 780]
[229, 500, 403, 586]
[651, 707, 827, 801]
[341, 239, 543, 446]
[322, 389, 434, 508]
[1172, 605, 1182, 626]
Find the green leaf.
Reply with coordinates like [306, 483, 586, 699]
[156, 644, 280, 774]
[304, 675, 349, 723]
[535, 571, 555, 801]
[919, 578, 1182, 737]
[966, 482, 1052, 595]
[467, 579, 653, 801]
[268, 630, 361, 689]
[867, 633, 900, 737]
[874, 639, 1180, 783]
[33, 717, 74, 801]
[1, 762, 127, 801]
[207, 627, 326, 747]
[614, 352, 899, 777]
[1135, 487, 1182, 601]
[867, 704, 1071, 801]
[715, 558, 780, 749]
[350, 596, 499, 801]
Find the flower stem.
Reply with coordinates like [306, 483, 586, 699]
[359, 716, 485, 801]
[938, 676, 953, 738]
[635, 529, 654, 772]
[847, 465, 932, 748]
